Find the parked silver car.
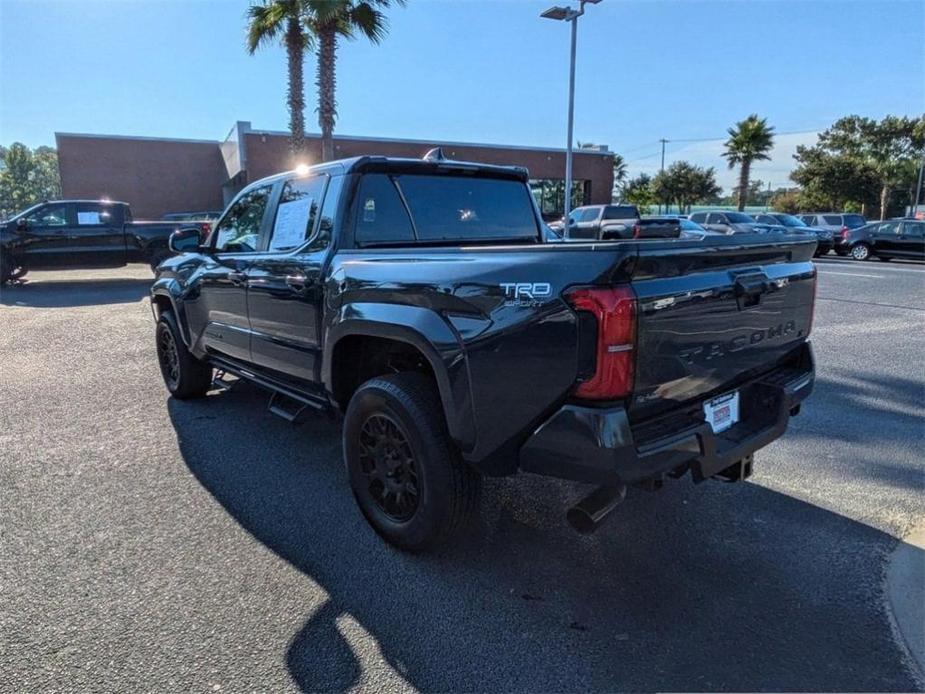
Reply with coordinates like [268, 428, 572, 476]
[798, 213, 867, 255]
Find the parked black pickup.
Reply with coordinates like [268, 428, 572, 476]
[150, 152, 816, 551]
[0, 199, 207, 283]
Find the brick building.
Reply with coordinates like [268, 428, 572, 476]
[55, 121, 614, 220]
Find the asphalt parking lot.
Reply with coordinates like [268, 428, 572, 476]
[1, 256, 923, 692]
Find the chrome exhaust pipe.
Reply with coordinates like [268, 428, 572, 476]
[566, 484, 627, 534]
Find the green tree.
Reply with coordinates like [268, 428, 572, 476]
[651, 161, 721, 213]
[805, 115, 924, 219]
[306, 0, 404, 162]
[769, 188, 802, 214]
[791, 144, 880, 213]
[723, 114, 775, 211]
[0, 143, 62, 218]
[620, 173, 656, 214]
[247, 0, 311, 159]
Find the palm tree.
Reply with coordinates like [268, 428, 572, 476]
[247, 0, 311, 159]
[723, 114, 775, 211]
[611, 153, 627, 200]
[306, 0, 404, 162]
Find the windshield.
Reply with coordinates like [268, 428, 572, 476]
[776, 214, 807, 227]
[726, 212, 755, 223]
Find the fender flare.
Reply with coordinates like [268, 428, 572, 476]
[150, 282, 194, 348]
[323, 302, 476, 452]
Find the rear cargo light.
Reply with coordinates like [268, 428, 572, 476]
[565, 286, 636, 400]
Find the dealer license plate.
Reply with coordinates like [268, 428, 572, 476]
[703, 391, 740, 433]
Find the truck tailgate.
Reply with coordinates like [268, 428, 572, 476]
[628, 237, 816, 421]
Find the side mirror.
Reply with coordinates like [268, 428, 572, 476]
[16, 218, 27, 231]
[169, 226, 204, 254]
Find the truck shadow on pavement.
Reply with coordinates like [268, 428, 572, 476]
[0, 278, 152, 308]
[167, 384, 922, 693]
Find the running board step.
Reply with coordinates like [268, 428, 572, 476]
[212, 369, 238, 392]
[267, 391, 310, 423]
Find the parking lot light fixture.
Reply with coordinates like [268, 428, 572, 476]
[541, 0, 601, 230]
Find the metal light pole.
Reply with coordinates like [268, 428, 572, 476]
[541, 0, 601, 232]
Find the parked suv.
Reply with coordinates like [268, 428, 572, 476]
[688, 211, 760, 234]
[549, 204, 640, 240]
[152, 154, 816, 551]
[754, 213, 833, 256]
[798, 213, 866, 255]
[843, 219, 925, 261]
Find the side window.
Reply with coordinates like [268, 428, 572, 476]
[213, 185, 272, 253]
[353, 174, 415, 247]
[579, 208, 599, 222]
[689, 212, 705, 223]
[903, 222, 924, 237]
[878, 221, 901, 235]
[267, 175, 327, 252]
[823, 215, 842, 225]
[25, 203, 68, 227]
[76, 202, 116, 225]
[707, 213, 724, 224]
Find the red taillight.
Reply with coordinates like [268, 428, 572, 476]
[839, 226, 850, 239]
[632, 224, 641, 239]
[565, 286, 636, 400]
[200, 222, 212, 233]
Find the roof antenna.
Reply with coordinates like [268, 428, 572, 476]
[423, 147, 446, 162]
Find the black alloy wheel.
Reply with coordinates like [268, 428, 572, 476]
[157, 324, 181, 391]
[358, 413, 420, 522]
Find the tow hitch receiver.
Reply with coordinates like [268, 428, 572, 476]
[713, 454, 753, 483]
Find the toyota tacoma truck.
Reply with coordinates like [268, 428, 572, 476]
[0, 199, 210, 283]
[150, 152, 816, 551]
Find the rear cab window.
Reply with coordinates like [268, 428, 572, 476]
[602, 205, 637, 220]
[353, 173, 540, 247]
[76, 202, 120, 226]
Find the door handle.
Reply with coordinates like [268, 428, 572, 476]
[227, 271, 247, 287]
[285, 274, 308, 291]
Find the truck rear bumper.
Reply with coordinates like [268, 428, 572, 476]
[519, 343, 814, 486]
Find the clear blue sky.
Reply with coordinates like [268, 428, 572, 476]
[1, 0, 922, 189]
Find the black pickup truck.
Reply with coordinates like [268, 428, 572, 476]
[0, 199, 205, 283]
[151, 153, 816, 551]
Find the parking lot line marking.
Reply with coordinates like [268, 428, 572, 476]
[816, 261, 924, 274]
[818, 270, 884, 278]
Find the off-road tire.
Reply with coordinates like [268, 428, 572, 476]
[343, 372, 481, 552]
[850, 243, 871, 261]
[155, 311, 212, 399]
[0, 255, 13, 285]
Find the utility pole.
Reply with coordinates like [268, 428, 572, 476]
[914, 154, 925, 218]
[766, 180, 772, 211]
[658, 139, 668, 213]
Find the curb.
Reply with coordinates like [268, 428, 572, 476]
[886, 523, 925, 687]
